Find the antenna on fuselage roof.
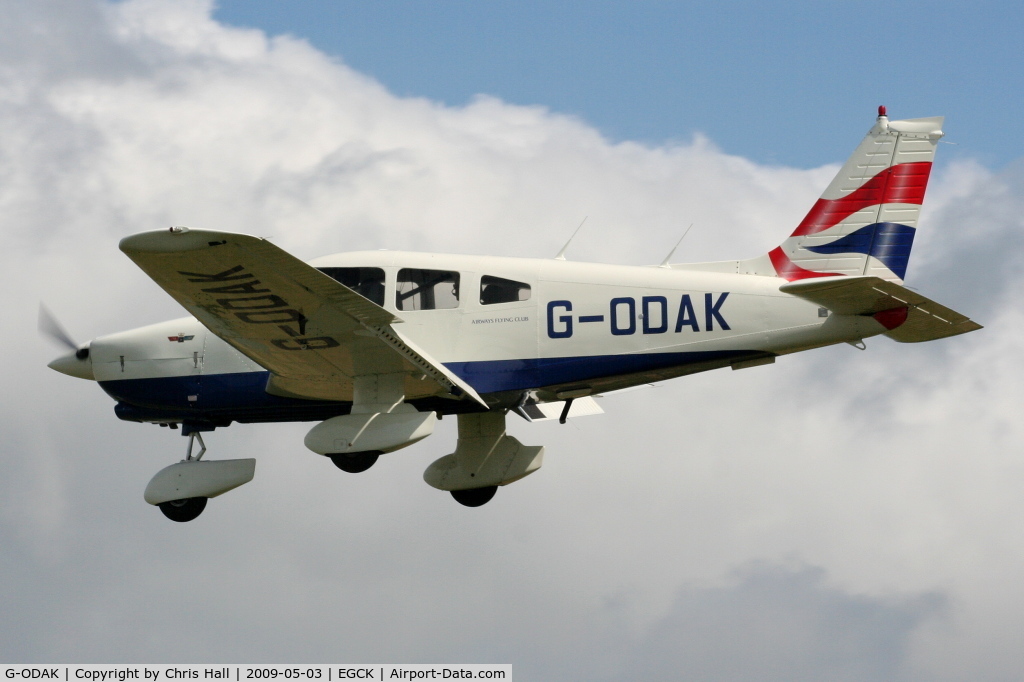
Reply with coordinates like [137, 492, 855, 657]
[659, 223, 694, 268]
[554, 216, 588, 261]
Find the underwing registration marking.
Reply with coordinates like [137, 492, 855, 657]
[177, 265, 340, 351]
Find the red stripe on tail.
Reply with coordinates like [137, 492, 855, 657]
[768, 247, 843, 281]
[791, 162, 932, 237]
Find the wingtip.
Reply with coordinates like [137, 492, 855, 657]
[119, 228, 251, 255]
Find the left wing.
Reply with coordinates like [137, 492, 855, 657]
[119, 227, 486, 407]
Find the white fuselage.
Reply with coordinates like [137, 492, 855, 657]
[86, 251, 886, 426]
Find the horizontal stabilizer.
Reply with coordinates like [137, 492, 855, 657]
[780, 276, 982, 342]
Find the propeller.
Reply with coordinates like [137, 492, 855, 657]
[39, 303, 89, 359]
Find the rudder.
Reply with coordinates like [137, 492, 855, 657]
[767, 107, 944, 283]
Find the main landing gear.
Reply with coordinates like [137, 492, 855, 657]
[424, 412, 545, 508]
[450, 486, 498, 508]
[329, 450, 381, 473]
[144, 429, 256, 523]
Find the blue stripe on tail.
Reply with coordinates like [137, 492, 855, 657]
[805, 222, 916, 280]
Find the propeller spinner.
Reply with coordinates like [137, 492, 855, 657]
[40, 304, 94, 380]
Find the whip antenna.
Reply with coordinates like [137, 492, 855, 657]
[659, 223, 694, 268]
[554, 216, 588, 261]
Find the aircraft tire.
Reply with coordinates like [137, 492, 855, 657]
[158, 496, 207, 522]
[330, 451, 381, 473]
[451, 486, 498, 507]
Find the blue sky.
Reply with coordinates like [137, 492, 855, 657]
[214, 0, 1023, 169]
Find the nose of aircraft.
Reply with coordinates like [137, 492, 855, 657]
[39, 304, 95, 380]
[48, 344, 95, 380]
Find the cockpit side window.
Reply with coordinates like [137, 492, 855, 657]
[318, 267, 386, 306]
[480, 275, 531, 305]
[396, 268, 460, 310]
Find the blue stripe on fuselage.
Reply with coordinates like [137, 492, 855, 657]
[445, 350, 746, 394]
[100, 349, 755, 423]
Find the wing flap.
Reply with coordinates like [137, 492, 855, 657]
[520, 396, 605, 422]
[120, 228, 486, 406]
[780, 275, 982, 342]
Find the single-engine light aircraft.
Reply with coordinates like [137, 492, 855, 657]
[45, 108, 980, 521]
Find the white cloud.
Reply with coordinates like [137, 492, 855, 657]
[618, 563, 944, 682]
[1, 1, 1022, 679]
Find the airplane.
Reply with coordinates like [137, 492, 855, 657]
[43, 107, 981, 522]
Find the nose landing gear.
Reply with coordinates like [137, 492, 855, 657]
[144, 429, 256, 523]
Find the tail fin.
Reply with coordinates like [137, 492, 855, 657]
[767, 107, 944, 283]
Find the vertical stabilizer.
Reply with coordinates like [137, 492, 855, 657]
[764, 108, 944, 283]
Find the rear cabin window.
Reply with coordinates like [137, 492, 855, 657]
[396, 268, 460, 310]
[318, 267, 386, 306]
[480, 275, 531, 305]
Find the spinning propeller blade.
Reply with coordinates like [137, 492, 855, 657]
[40, 304, 93, 379]
[38, 303, 79, 351]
